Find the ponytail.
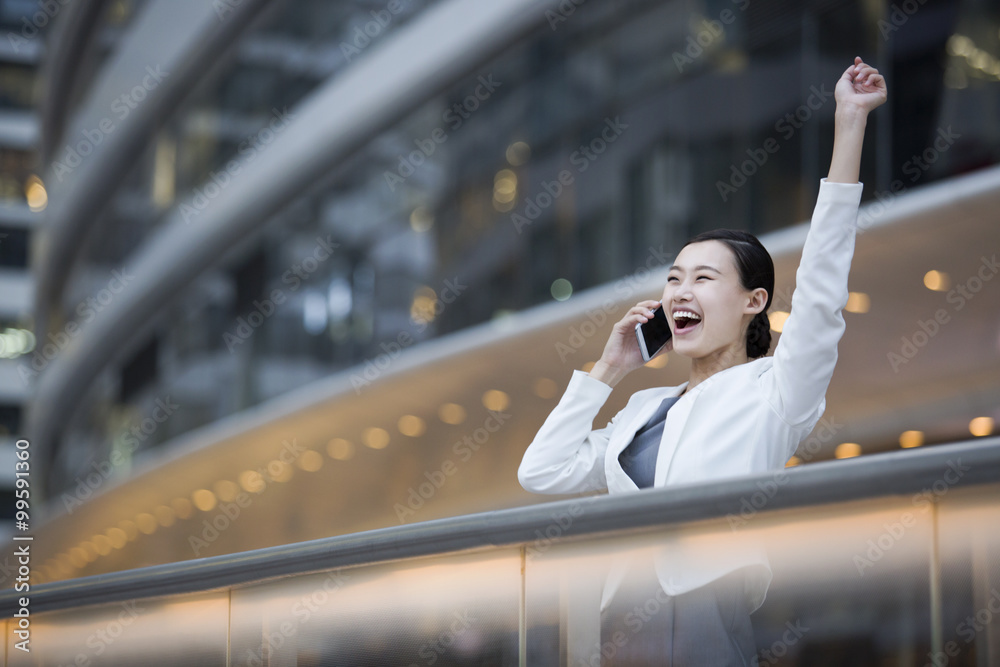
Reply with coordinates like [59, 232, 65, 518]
[746, 310, 772, 359]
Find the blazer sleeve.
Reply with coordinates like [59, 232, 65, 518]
[764, 177, 863, 427]
[517, 369, 621, 494]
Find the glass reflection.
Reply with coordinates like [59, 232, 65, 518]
[230, 550, 521, 666]
[8, 592, 228, 667]
[7, 481, 1000, 663]
[525, 496, 937, 665]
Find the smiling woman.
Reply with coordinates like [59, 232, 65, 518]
[517, 56, 888, 664]
[664, 228, 775, 390]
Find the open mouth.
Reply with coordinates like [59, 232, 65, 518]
[673, 312, 702, 335]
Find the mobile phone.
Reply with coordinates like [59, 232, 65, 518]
[634, 302, 672, 362]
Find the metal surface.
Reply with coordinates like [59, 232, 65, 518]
[38, 0, 112, 163]
[3, 434, 997, 615]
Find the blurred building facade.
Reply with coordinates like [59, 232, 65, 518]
[0, 0, 997, 583]
[0, 0, 48, 539]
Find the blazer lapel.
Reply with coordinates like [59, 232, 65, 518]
[653, 378, 712, 486]
[607, 383, 689, 492]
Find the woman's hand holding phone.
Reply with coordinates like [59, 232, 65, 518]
[588, 300, 673, 388]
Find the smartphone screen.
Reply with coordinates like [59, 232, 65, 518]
[635, 303, 672, 361]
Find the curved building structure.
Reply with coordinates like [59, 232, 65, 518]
[0, 0, 998, 662]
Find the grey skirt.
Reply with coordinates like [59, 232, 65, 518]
[599, 566, 759, 666]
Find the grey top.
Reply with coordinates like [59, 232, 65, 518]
[618, 396, 681, 489]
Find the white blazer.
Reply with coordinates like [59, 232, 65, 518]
[518, 178, 864, 612]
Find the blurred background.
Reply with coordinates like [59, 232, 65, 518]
[0, 0, 998, 656]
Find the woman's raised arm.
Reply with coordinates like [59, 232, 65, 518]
[764, 58, 886, 428]
[828, 57, 887, 184]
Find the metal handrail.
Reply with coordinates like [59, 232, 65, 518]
[3, 434, 997, 615]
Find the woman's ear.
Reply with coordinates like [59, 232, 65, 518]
[745, 287, 768, 315]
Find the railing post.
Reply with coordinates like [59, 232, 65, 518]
[929, 500, 943, 657]
[519, 545, 527, 667]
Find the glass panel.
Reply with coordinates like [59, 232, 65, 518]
[5, 478, 1000, 663]
[7, 591, 228, 666]
[937, 482, 1000, 667]
[525, 496, 933, 665]
[230, 548, 521, 666]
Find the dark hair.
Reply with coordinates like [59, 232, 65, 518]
[679, 229, 774, 359]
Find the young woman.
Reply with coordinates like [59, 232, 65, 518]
[518, 58, 887, 664]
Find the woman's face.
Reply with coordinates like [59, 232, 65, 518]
[660, 240, 766, 360]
